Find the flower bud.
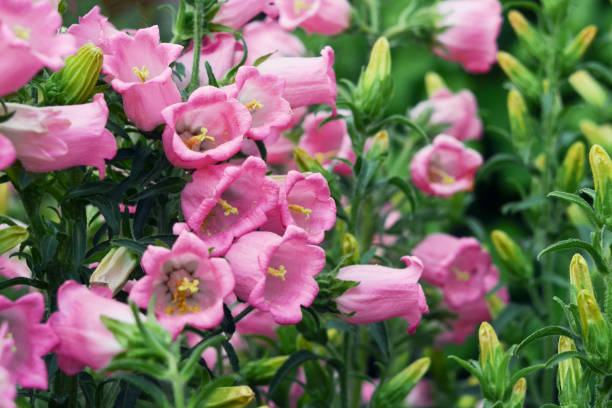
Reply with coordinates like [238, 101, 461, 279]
[425, 72, 447, 97]
[577, 289, 611, 368]
[0, 225, 28, 255]
[366, 130, 389, 160]
[355, 37, 393, 118]
[478, 322, 501, 367]
[589, 145, 612, 225]
[497, 52, 540, 99]
[563, 26, 597, 68]
[569, 70, 607, 108]
[341, 233, 360, 265]
[486, 294, 506, 319]
[508, 11, 543, 57]
[507, 89, 533, 147]
[566, 203, 591, 228]
[90, 247, 138, 296]
[47, 42, 104, 105]
[580, 120, 612, 154]
[557, 336, 584, 406]
[577, 289, 605, 339]
[509, 378, 527, 408]
[569, 253, 594, 300]
[241, 356, 289, 385]
[556, 141, 585, 193]
[205, 386, 256, 408]
[490, 230, 533, 281]
[293, 148, 317, 172]
[371, 358, 430, 408]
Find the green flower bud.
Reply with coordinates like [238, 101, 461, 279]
[577, 289, 611, 369]
[577, 290, 604, 340]
[486, 294, 506, 319]
[569, 253, 594, 300]
[580, 120, 612, 155]
[557, 336, 584, 406]
[589, 145, 612, 225]
[566, 203, 592, 228]
[507, 89, 534, 147]
[509, 378, 527, 408]
[47, 42, 103, 105]
[569, 70, 607, 108]
[90, 247, 138, 295]
[563, 26, 597, 68]
[491, 230, 533, 281]
[508, 11, 543, 57]
[497, 52, 540, 99]
[425, 72, 447, 97]
[365, 130, 389, 160]
[205, 386, 256, 408]
[556, 141, 585, 193]
[0, 225, 28, 255]
[241, 356, 289, 385]
[371, 358, 430, 408]
[479, 322, 501, 367]
[341, 233, 360, 265]
[293, 148, 317, 172]
[355, 37, 393, 118]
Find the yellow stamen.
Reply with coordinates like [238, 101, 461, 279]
[451, 267, 470, 281]
[289, 204, 312, 219]
[428, 166, 455, 184]
[218, 198, 238, 216]
[294, 0, 311, 13]
[13, 25, 30, 40]
[165, 277, 200, 315]
[268, 265, 287, 281]
[132, 65, 150, 83]
[184, 127, 215, 149]
[245, 99, 264, 111]
[178, 277, 200, 293]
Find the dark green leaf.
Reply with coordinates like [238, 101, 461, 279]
[547, 191, 599, 225]
[516, 326, 573, 353]
[268, 350, 321, 395]
[255, 140, 267, 162]
[537, 239, 610, 275]
[476, 154, 527, 181]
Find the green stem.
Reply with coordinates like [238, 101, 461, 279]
[186, 0, 205, 95]
[168, 354, 185, 408]
[340, 332, 351, 408]
[367, 0, 380, 35]
[171, 0, 186, 44]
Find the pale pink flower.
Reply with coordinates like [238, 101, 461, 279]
[213, 0, 278, 30]
[129, 231, 234, 338]
[174, 33, 242, 89]
[66, 6, 120, 56]
[277, 0, 351, 35]
[0, 323, 16, 408]
[279, 171, 336, 244]
[225, 66, 292, 140]
[0, 0, 75, 96]
[410, 88, 482, 141]
[413, 233, 494, 309]
[433, 0, 503, 73]
[258, 46, 337, 112]
[234, 303, 279, 339]
[0, 135, 15, 171]
[241, 19, 305, 65]
[180, 157, 279, 256]
[0, 293, 58, 389]
[162, 86, 252, 168]
[410, 135, 483, 197]
[104, 26, 183, 131]
[226, 225, 326, 324]
[0, 94, 117, 177]
[0, 255, 31, 281]
[299, 111, 355, 175]
[48, 281, 137, 374]
[335, 256, 429, 333]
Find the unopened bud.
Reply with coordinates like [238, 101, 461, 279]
[47, 42, 104, 105]
[569, 253, 594, 299]
[580, 120, 612, 154]
[497, 52, 540, 99]
[366, 130, 389, 159]
[425, 72, 447, 97]
[205, 386, 256, 408]
[563, 26, 597, 68]
[293, 148, 317, 172]
[371, 358, 430, 408]
[557, 336, 583, 406]
[491, 230, 532, 280]
[0, 225, 28, 255]
[341, 233, 360, 265]
[507, 89, 533, 147]
[556, 141, 585, 193]
[566, 203, 591, 228]
[478, 322, 500, 367]
[362, 37, 391, 91]
[569, 70, 607, 108]
[355, 37, 393, 118]
[241, 356, 289, 385]
[90, 247, 138, 295]
[534, 153, 546, 173]
[508, 11, 542, 57]
[589, 145, 612, 225]
[486, 294, 506, 319]
[577, 289, 604, 339]
[509, 378, 527, 408]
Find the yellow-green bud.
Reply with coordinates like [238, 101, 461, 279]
[293, 148, 317, 172]
[355, 37, 393, 118]
[366, 130, 389, 159]
[556, 141, 585, 193]
[478, 322, 501, 367]
[425, 72, 447, 97]
[509, 378, 527, 408]
[48, 42, 103, 105]
[0, 225, 28, 255]
[507, 89, 533, 147]
[508, 11, 543, 57]
[491, 230, 533, 280]
[371, 358, 430, 408]
[569, 253, 594, 300]
[486, 294, 506, 319]
[566, 203, 591, 228]
[557, 336, 583, 406]
[580, 120, 612, 154]
[577, 289, 604, 339]
[241, 356, 289, 385]
[205, 386, 256, 408]
[589, 144, 612, 224]
[497, 52, 540, 99]
[563, 26, 597, 68]
[534, 153, 546, 172]
[361, 37, 391, 91]
[569, 70, 607, 108]
[90, 247, 138, 295]
[341, 233, 360, 265]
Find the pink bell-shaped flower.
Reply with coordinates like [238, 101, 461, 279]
[241, 19, 305, 65]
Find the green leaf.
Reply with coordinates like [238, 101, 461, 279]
[0, 277, 48, 291]
[268, 350, 321, 395]
[0, 226, 28, 255]
[127, 177, 186, 201]
[515, 326, 573, 354]
[537, 239, 610, 275]
[204, 61, 218, 87]
[387, 177, 417, 211]
[370, 114, 429, 143]
[447, 356, 483, 384]
[255, 140, 267, 162]
[180, 335, 224, 381]
[113, 374, 171, 408]
[509, 363, 546, 386]
[370, 322, 389, 361]
[547, 191, 599, 225]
